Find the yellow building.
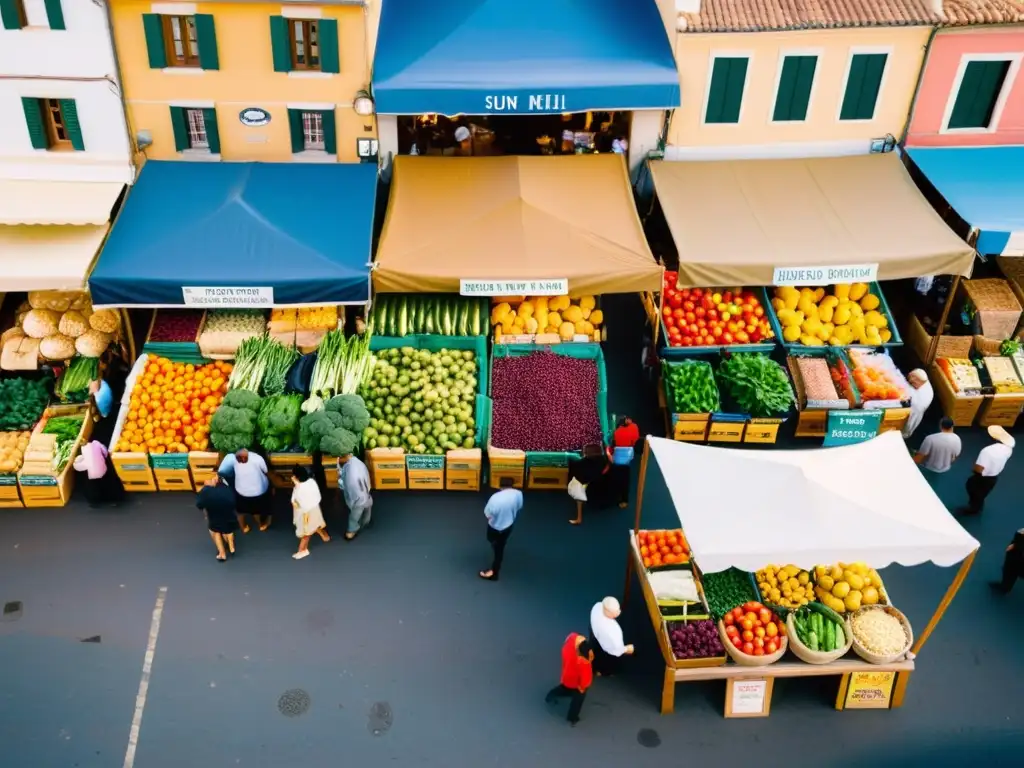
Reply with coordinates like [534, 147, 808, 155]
[109, 1, 377, 163]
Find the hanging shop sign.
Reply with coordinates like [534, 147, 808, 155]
[238, 108, 271, 127]
[182, 286, 275, 308]
[823, 409, 883, 447]
[484, 93, 567, 113]
[843, 670, 895, 709]
[460, 279, 568, 297]
[772, 264, 879, 286]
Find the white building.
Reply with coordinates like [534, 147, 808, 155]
[0, 0, 134, 293]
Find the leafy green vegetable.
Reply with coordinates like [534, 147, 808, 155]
[701, 568, 759, 619]
[257, 394, 303, 453]
[228, 336, 298, 395]
[57, 357, 99, 403]
[1001, 338, 1021, 356]
[663, 360, 720, 414]
[42, 416, 84, 445]
[298, 395, 367, 456]
[717, 353, 794, 418]
[0, 377, 50, 431]
[325, 394, 371, 433]
[210, 388, 261, 454]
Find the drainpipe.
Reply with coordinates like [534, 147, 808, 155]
[95, 0, 139, 182]
[899, 25, 939, 149]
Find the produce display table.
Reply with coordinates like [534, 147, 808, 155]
[930, 363, 983, 426]
[977, 392, 1024, 427]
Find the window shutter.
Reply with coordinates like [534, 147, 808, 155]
[59, 99, 84, 150]
[21, 98, 47, 149]
[705, 58, 747, 124]
[773, 56, 816, 122]
[288, 109, 305, 153]
[840, 54, 886, 121]
[43, 0, 64, 30]
[318, 19, 340, 74]
[195, 14, 219, 70]
[203, 108, 221, 154]
[948, 60, 1011, 130]
[270, 16, 291, 73]
[322, 110, 337, 155]
[170, 107, 189, 151]
[142, 14, 167, 69]
[0, 0, 24, 30]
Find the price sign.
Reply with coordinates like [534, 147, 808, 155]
[406, 454, 445, 470]
[823, 409, 882, 447]
[844, 671, 895, 709]
[460, 279, 567, 297]
[182, 286, 274, 308]
[726, 678, 772, 717]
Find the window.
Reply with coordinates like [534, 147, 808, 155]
[705, 57, 748, 124]
[0, 0, 27, 29]
[302, 111, 325, 150]
[946, 59, 1013, 130]
[21, 97, 83, 151]
[142, 13, 219, 70]
[289, 19, 320, 71]
[270, 16, 340, 74]
[288, 108, 336, 155]
[772, 55, 817, 122]
[164, 15, 198, 67]
[840, 53, 888, 121]
[170, 106, 220, 154]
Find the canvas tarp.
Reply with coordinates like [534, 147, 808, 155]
[373, 155, 662, 295]
[650, 153, 976, 288]
[0, 224, 108, 292]
[646, 431, 979, 574]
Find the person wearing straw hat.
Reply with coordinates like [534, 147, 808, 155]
[902, 369, 934, 439]
[960, 425, 1015, 516]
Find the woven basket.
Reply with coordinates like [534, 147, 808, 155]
[786, 612, 853, 665]
[849, 605, 913, 665]
[717, 620, 788, 667]
[963, 278, 1022, 340]
[973, 335, 1006, 357]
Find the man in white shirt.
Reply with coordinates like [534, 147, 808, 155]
[589, 596, 634, 676]
[960, 425, 1014, 516]
[218, 449, 271, 532]
[902, 369, 934, 439]
[914, 417, 961, 487]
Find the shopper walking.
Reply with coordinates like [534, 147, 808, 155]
[196, 474, 238, 562]
[218, 448, 272, 532]
[991, 527, 1024, 593]
[589, 596, 634, 676]
[913, 417, 961, 488]
[960, 425, 1014, 516]
[610, 416, 640, 508]
[290, 465, 330, 560]
[73, 439, 124, 507]
[902, 369, 934, 439]
[545, 633, 594, 726]
[339, 452, 373, 541]
[479, 476, 522, 581]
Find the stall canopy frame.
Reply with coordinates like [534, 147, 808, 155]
[649, 153, 976, 288]
[373, 155, 663, 295]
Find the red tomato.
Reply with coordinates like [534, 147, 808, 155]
[662, 306, 673, 317]
[723, 612, 735, 626]
[691, 288, 703, 299]
[754, 306, 765, 318]
[741, 630, 753, 642]
[735, 331, 749, 343]
[758, 608, 772, 624]
[664, 317, 676, 329]
[723, 333, 734, 344]
[681, 337, 693, 347]
[766, 639, 779, 654]
[685, 311, 696, 323]
[688, 324, 699, 335]
[732, 636, 743, 649]
[753, 647, 765, 656]
[711, 326, 723, 338]
[742, 642, 754, 655]
[683, 301, 695, 312]
[695, 307, 706, 319]
[678, 288, 690, 300]
[668, 293, 684, 309]
[753, 636, 765, 649]
[732, 606, 744, 620]
[723, 291, 733, 304]
[740, 619, 753, 632]
[749, 328, 762, 342]
[672, 307, 685, 320]
[725, 624, 739, 637]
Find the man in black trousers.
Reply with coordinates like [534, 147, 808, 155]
[992, 528, 1024, 594]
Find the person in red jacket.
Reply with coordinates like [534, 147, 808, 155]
[545, 633, 594, 725]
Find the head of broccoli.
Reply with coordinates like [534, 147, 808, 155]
[210, 406, 256, 453]
[325, 394, 371, 434]
[320, 427, 359, 458]
[223, 388, 261, 413]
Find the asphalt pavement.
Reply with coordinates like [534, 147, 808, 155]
[1, 294, 1022, 768]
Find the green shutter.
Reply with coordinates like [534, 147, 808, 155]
[203, 108, 220, 154]
[288, 109, 305, 153]
[194, 14, 219, 70]
[59, 99, 84, 150]
[0, 0, 23, 29]
[840, 54, 887, 121]
[21, 98, 47, 149]
[318, 19, 339, 74]
[705, 57, 748, 124]
[170, 107, 189, 151]
[43, 0, 64, 29]
[773, 56, 817, 122]
[270, 16, 291, 73]
[142, 14, 167, 69]
[948, 60, 1011, 130]
[322, 110, 337, 154]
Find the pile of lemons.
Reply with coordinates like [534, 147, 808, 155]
[813, 562, 886, 613]
[756, 564, 813, 608]
[772, 283, 893, 347]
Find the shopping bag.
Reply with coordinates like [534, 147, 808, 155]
[567, 477, 588, 502]
[611, 446, 634, 466]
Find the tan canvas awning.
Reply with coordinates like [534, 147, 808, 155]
[650, 154, 975, 287]
[374, 155, 662, 295]
[0, 180, 123, 225]
[0, 224, 108, 292]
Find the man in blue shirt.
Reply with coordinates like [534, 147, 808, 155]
[480, 476, 523, 582]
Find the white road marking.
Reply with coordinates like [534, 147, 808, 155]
[122, 587, 168, 768]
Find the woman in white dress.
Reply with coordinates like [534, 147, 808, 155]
[290, 466, 330, 559]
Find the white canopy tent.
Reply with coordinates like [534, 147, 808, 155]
[645, 431, 979, 575]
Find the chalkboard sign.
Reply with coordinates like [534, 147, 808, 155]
[18, 475, 58, 487]
[406, 454, 445, 470]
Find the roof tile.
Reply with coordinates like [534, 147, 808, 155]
[680, 0, 944, 33]
[941, 0, 1024, 25]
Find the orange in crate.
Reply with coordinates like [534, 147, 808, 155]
[637, 528, 690, 569]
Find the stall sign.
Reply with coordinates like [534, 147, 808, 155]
[823, 409, 882, 447]
[406, 455, 444, 470]
[726, 679, 769, 717]
[460, 279, 567, 297]
[238, 108, 271, 127]
[182, 287, 275, 308]
[844, 671, 895, 709]
[772, 264, 878, 286]
[483, 93, 567, 113]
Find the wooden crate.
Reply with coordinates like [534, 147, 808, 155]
[268, 452, 311, 489]
[20, 404, 93, 507]
[155, 466, 192, 492]
[446, 469, 480, 491]
[930, 364, 983, 426]
[878, 408, 911, 434]
[488, 445, 525, 489]
[526, 465, 569, 490]
[978, 393, 1024, 427]
[188, 451, 221, 490]
[794, 408, 828, 438]
[368, 448, 407, 490]
[670, 413, 710, 442]
[0, 476, 23, 508]
[445, 449, 481, 491]
[407, 468, 445, 489]
[112, 452, 157, 492]
[744, 418, 782, 444]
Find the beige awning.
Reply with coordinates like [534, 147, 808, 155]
[0, 180, 123, 225]
[374, 155, 662, 295]
[650, 154, 976, 287]
[0, 224, 108, 291]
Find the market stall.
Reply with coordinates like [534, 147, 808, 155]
[624, 433, 979, 716]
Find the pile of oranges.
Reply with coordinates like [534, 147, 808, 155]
[115, 357, 232, 455]
[638, 528, 690, 569]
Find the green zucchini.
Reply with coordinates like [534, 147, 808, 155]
[823, 620, 834, 652]
[808, 630, 819, 652]
[443, 302, 453, 335]
[397, 298, 408, 337]
[805, 600, 846, 628]
[471, 299, 482, 335]
[412, 296, 423, 334]
[457, 301, 468, 336]
[416, 297, 427, 333]
[425, 302, 436, 334]
[434, 298, 444, 336]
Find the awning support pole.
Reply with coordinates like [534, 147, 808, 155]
[892, 548, 976, 708]
[924, 274, 961, 364]
[623, 438, 650, 609]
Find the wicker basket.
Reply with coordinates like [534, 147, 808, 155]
[905, 313, 973, 364]
[786, 612, 853, 665]
[973, 335, 1006, 357]
[997, 256, 1024, 336]
[717, 620, 788, 667]
[849, 605, 913, 665]
[963, 279, 1022, 340]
